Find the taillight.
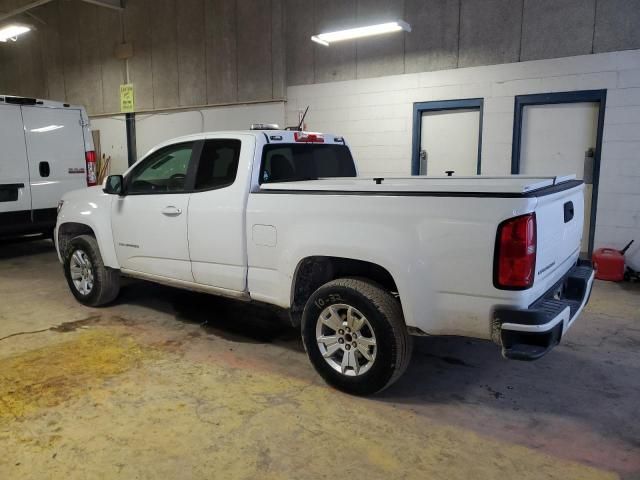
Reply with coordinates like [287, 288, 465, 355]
[494, 213, 537, 289]
[294, 131, 324, 143]
[86, 150, 97, 186]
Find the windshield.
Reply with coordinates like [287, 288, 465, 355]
[260, 144, 357, 183]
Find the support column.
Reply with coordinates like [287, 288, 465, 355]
[125, 112, 137, 167]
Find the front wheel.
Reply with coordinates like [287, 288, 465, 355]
[301, 278, 412, 395]
[63, 234, 120, 307]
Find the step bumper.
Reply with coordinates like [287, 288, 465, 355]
[493, 260, 595, 361]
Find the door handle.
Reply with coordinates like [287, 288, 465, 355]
[161, 206, 182, 216]
[39, 161, 50, 177]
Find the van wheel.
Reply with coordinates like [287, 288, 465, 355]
[301, 278, 412, 395]
[63, 235, 120, 307]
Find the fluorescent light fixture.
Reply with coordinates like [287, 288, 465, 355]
[0, 24, 31, 42]
[31, 125, 64, 133]
[311, 20, 411, 46]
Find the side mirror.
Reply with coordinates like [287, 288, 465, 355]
[104, 175, 124, 195]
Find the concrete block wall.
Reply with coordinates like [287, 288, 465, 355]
[286, 50, 640, 266]
[0, 0, 285, 115]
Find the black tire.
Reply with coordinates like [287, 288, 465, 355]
[301, 278, 413, 395]
[63, 234, 120, 307]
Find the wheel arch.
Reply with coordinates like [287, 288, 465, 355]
[57, 220, 119, 269]
[57, 222, 96, 256]
[289, 255, 400, 327]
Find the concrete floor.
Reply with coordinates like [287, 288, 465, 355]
[0, 237, 639, 480]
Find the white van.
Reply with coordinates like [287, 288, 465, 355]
[0, 95, 96, 237]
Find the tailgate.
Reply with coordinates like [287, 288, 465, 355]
[534, 182, 585, 289]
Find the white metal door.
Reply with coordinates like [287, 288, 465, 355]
[519, 102, 599, 254]
[420, 108, 480, 176]
[0, 104, 31, 217]
[21, 106, 87, 212]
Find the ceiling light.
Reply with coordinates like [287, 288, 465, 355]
[0, 25, 31, 43]
[311, 20, 411, 46]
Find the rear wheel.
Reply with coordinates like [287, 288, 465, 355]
[301, 278, 412, 395]
[63, 235, 120, 307]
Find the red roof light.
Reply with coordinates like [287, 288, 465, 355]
[294, 131, 324, 143]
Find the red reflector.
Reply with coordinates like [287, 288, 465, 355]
[495, 213, 536, 289]
[85, 150, 97, 186]
[294, 131, 324, 143]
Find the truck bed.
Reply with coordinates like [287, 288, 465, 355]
[251, 172, 585, 340]
[259, 175, 579, 196]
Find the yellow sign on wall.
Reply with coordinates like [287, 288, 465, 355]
[120, 83, 135, 113]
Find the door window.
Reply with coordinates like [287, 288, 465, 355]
[194, 139, 241, 190]
[127, 142, 194, 194]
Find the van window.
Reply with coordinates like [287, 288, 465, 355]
[194, 139, 241, 190]
[260, 144, 356, 183]
[128, 142, 194, 194]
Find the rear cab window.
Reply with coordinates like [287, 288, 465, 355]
[260, 144, 356, 184]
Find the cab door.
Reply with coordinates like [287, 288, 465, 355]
[187, 136, 251, 291]
[111, 141, 199, 282]
[0, 104, 32, 230]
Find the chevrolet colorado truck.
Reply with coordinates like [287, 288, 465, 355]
[55, 128, 595, 395]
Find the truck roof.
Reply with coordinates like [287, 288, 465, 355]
[0, 95, 87, 112]
[146, 129, 347, 158]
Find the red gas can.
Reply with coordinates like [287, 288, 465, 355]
[593, 248, 625, 281]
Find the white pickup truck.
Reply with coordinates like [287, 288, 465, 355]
[55, 128, 595, 395]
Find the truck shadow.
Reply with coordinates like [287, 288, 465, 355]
[116, 277, 640, 471]
[116, 279, 302, 350]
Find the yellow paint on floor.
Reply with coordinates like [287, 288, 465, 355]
[0, 330, 147, 419]
[0, 327, 619, 479]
